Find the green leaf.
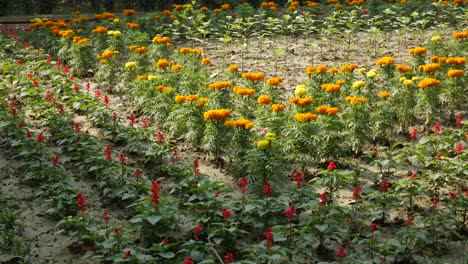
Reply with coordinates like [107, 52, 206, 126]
[314, 224, 328, 233]
[159, 252, 175, 259]
[213, 237, 223, 245]
[145, 216, 161, 225]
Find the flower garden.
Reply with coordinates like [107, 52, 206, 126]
[0, 0, 467, 263]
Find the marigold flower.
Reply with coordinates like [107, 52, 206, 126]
[452, 30, 468, 40]
[256, 139, 270, 149]
[340, 63, 359, 72]
[379, 92, 391, 99]
[123, 9, 136, 16]
[408, 47, 427, 56]
[266, 77, 283, 86]
[376, 56, 394, 66]
[294, 85, 307, 96]
[125, 62, 137, 69]
[201, 58, 211, 65]
[403, 79, 413, 86]
[156, 58, 170, 68]
[316, 105, 329, 114]
[295, 113, 318, 122]
[326, 107, 339, 115]
[209, 81, 232, 89]
[242, 72, 265, 81]
[126, 22, 140, 29]
[152, 36, 172, 44]
[322, 83, 340, 93]
[345, 96, 367, 105]
[92, 25, 107, 34]
[352, 81, 365, 89]
[233, 87, 255, 96]
[271, 104, 285, 112]
[221, 3, 231, 10]
[447, 69, 464, 77]
[227, 64, 239, 71]
[135, 46, 148, 54]
[203, 109, 231, 120]
[420, 63, 441, 73]
[446, 57, 466, 65]
[99, 49, 117, 59]
[396, 64, 412, 72]
[174, 95, 186, 104]
[418, 77, 441, 89]
[367, 69, 378, 78]
[257, 95, 271, 105]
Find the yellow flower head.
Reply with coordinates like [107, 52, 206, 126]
[156, 58, 170, 68]
[352, 81, 365, 89]
[257, 95, 272, 105]
[266, 77, 283, 86]
[345, 96, 367, 105]
[378, 92, 391, 99]
[227, 65, 239, 72]
[447, 69, 465, 78]
[203, 109, 231, 120]
[295, 85, 307, 96]
[417, 77, 441, 89]
[125, 62, 137, 69]
[271, 104, 285, 112]
[409, 47, 427, 56]
[396, 64, 412, 73]
[201, 58, 211, 65]
[209, 81, 232, 89]
[376, 56, 395, 66]
[295, 113, 318, 122]
[242, 72, 265, 81]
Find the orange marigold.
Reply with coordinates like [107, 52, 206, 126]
[258, 95, 271, 105]
[417, 77, 441, 89]
[242, 72, 265, 81]
[266, 77, 283, 86]
[396, 64, 412, 72]
[209, 81, 232, 89]
[376, 56, 395, 66]
[447, 69, 464, 77]
[203, 109, 231, 120]
[156, 58, 170, 68]
[228, 64, 239, 71]
[271, 104, 285, 112]
[295, 113, 317, 122]
[409, 47, 427, 56]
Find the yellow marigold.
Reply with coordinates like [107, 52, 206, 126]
[329, 67, 339, 74]
[221, 3, 231, 10]
[316, 105, 329, 114]
[209, 81, 232, 89]
[234, 87, 256, 96]
[203, 109, 231, 120]
[198, 97, 208, 107]
[336, 80, 345, 86]
[227, 65, 239, 71]
[126, 22, 140, 29]
[316, 65, 328, 73]
[153, 36, 171, 43]
[352, 81, 365, 89]
[123, 9, 136, 16]
[266, 77, 283, 86]
[58, 29, 74, 37]
[296, 97, 314, 106]
[175, 95, 186, 103]
[148, 75, 157, 81]
[421, 63, 441, 73]
[185, 95, 198, 102]
[72, 36, 90, 45]
[92, 25, 107, 34]
[345, 96, 367, 105]
[138, 75, 148, 80]
[431, 35, 442, 42]
[125, 62, 137, 69]
[446, 57, 466, 65]
[171, 65, 183, 71]
[367, 70, 378, 78]
[326, 107, 339, 115]
[409, 47, 427, 56]
[271, 104, 285, 112]
[322, 83, 340, 93]
[379, 92, 391, 99]
[224, 120, 234, 127]
[340, 63, 359, 72]
[417, 77, 441, 89]
[100, 49, 116, 59]
[447, 69, 464, 77]
[403, 80, 413, 86]
[306, 66, 316, 75]
[258, 95, 271, 105]
[295, 85, 307, 97]
[136, 46, 148, 54]
[295, 113, 318, 122]
[358, 68, 367, 74]
[242, 72, 265, 81]
[201, 58, 211, 65]
[233, 118, 255, 129]
[376, 56, 395, 66]
[396, 64, 412, 72]
[156, 58, 170, 68]
[256, 140, 270, 149]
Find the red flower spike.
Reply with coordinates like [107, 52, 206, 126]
[104, 145, 112, 160]
[263, 182, 273, 197]
[26, 129, 32, 138]
[141, 118, 150, 128]
[327, 161, 336, 171]
[405, 216, 415, 225]
[8, 101, 14, 109]
[240, 177, 248, 195]
[193, 223, 203, 240]
[94, 89, 101, 99]
[129, 114, 136, 125]
[224, 252, 234, 264]
[150, 180, 161, 205]
[455, 114, 462, 128]
[63, 65, 69, 74]
[47, 56, 52, 63]
[221, 208, 232, 218]
[102, 211, 110, 225]
[408, 172, 417, 179]
[436, 152, 442, 160]
[27, 72, 33, 79]
[319, 192, 328, 206]
[431, 198, 439, 207]
[119, 152, 126, 164]
[123, 250, 131, 259]
[113, 228, 122, 237]
[17, 59, 22, 65]
[133, 170, 141, 179]
[10, 107, 17, 115]
[157, 131, 164, 142]
[293, 171, 304, 189]
[103, 96, 109, 106]
[380, 180, 389, 192]
[33, 79, 39, 86]
[284, 205, 296, 221]
[112, 112, 118, 121]
[183, 256, 194, 264]
[336, 246, 347, 258]
[370, 223, 377, 232]
[76, 193, 87, 214]
[161, 238, 170, 245]
[214, 190, 221, 198]
[449, 192, 457, 200]
[263, 228, 274, 248]
[433, 122, 440, 135]
[353, 186, 361, 199]
[409, 128, 417, 141]
[18, 122, 24, 129]
[455, 143, 463, 155]
[36, 132, 44, 143]
[85, 82, 90, 93]
[52, 156, 59, 167]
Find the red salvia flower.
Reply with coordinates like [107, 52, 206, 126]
[336, 246, 347, 258]
[263, 228, 274, 248]
[284, 205, 296, 221]
[69, 75, 74, 81]
[44, 91, 52, 102]
[161, 237, 170, 245]
[123, 250, 131, 259]
[263, 182, 273, 197]
[449, 192, 458, 200]
[293, 171, 304, 189]
[408, 172, 417, 179]
[26, 129, 32, 138]
[37, 132, 44, 143]
[455, 114, 462, 128]
[102, 211, 110, 225]
[85, 82, 90, 93]
[141, 118, 150, 128]
[47, 56, 52, 63]
[112, 112, 118, 121]
[52, 156, 59, 167]
[129, 114, 136, 125]
[58, 104, 64, 112]
[73, 122, 81, 132]
[63, 65, 69, 74]
[113, 228, 122, 237]
[214, 190, 221, 198]
[169, 150, 181, 163]
[405, 216, 415, 225]
[409, 128, 417, 141]
[353, 186, 361, 199]
[319, 192, 328, 206]
[327, 161, 336, 171]
[17, 59, 22, 65]
[103, 95, 109, 106]
[224, 252, 234, 264]
[431, 198, 439, 207]
[8, 101, 14, 109]
[18, 122, 24, 129]
[56, 59, 61, 69]
[10, 107, 17, 115]
[150, 180, 161, 205]
[240, 177, 248, 196]
[455, 142, 463, 155]
[436, 152, 442, 160]
[193, 223, 203, 241]
[221, 208, 232, 218]
[32, 79, 39, 86]
[94, 89, 101, 99]
[433, 122, 440, 135]
[119, 152, 126, 164]
[76, 193, 87, 214]
[183, 256, 194, 264]
[380, 180, 389, 192]
[133, 170, 141, 179]
[157, 131, 164, 142]
[27, 72, 33, 79]
[370, 223, 378, 232]
[104, 145, 112, 160]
